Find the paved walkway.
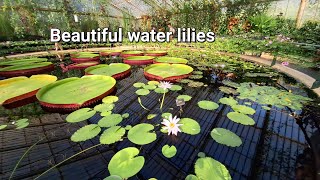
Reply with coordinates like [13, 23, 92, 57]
[0, 46, 319, 97]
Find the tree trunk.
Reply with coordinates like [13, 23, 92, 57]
[296, 0, 307, 28]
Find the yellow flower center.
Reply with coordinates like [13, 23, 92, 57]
[169, 123, 175, 128]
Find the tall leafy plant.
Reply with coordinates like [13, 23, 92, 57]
[249, 14, 277, 35]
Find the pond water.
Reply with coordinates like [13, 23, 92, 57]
[0, 53, 319, 180]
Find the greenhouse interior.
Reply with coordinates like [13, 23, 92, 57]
[1, 0, 320, 179]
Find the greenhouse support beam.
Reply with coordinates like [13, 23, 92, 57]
[296, 0, 307, 28]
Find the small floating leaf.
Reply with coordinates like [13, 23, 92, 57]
[162, 145, 177, 158]
[177, 95, 192, 102]
[147, 114, 157, 120]
[15, 118, 29, 129]
[0, 125, 7, 130]
[194, 157, 231, 180]
[94, 103, 115, 112]
[71, 124, 101, 142]
[179, 118, 201, 135]
[197, 152, 206, 158]
[101, 111, 112, 116]
[210, 128, 242, 147]
[227, 112, 255, 125]
[136, 89, 150, 96]
[108, 147, 145, 179]
[185, 174, 199, 180]
[170, 85, 182, 91]
[143, 84, 157, 90]
[154, 88, 169, 94]
[219, 86, 238, 95]
[231, 105, 255, 115]
[100, 126, 125, 144]
[102, 96, 119, 104]
[244, 102, 252, 106]
[133, 82, 145, 88]
[219, 97, 238, 106]
[128, 123, 157, 145]
[262, 106, 271, 110]
[66, 108, 96, 123]
[148, 81, 159, 85]
[103, 175, 122, 180]
[125, 125, 132, 130]
[122, 113, 130, 118]
[222, 80, 240, 88]
[198, 100, 219, 110]
[98, 114, 123, 127]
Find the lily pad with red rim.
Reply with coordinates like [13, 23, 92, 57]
[0, 62, 54, 77]
[144, 50, 167, 57]
[154, 57, 188, 64]
[36, 75, 116, 112]
[144, 63, 193, 82]
[85, 63, 131, 80]
[100, 49, 122, 56]
[123, 56, 155, 65]
[120, 51, 144, 58]
[0, 57, 47, 67]
[0, 75, 57, 109]
[70, 53, 100, 63]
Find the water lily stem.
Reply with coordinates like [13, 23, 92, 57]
[160, 91, 166, 111]
[10, 137, 45, 180]
[35, 143, 102, 179]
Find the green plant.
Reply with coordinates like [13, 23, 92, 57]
[249, 14, 277, 35]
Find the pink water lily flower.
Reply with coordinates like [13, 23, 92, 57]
[281, 61, 289, 66]
[161, 115, 182, 136]
[159, 81, 173, 89]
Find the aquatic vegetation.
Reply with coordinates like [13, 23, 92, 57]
[210, 128, 242, 147]
[66, 108, 96, 123]
[144, 63, 193, 82]
[98, 114, 123, 127]
[189, 75, 203, 79]
[100, 126, 125, 145]
[162, 145, 177, 158]
[102, 96, 119, 104]
[147, 114, 157, 120]
[192, 71, 203, 75]
[219, 97, 238, 106]
[144, 50, 168, 57]
[161, 115, 182, 136]
[70, 124, 101, 142]
[133, 82, 145, 88]
[154, 57, 188, 64]
[158, 81, 173, 89]
[198, 100, 219, 110]
[94, 103, 115, 112]
[120, 51, 144, 58]
[219, 86, 239, 95]
[177, 95, 192, 102]
[188, 81, 204, 87]
[179, 118, 201, 135]
[85, 63, 131, 80]
[128, 123, 157, 145]
[0, 61, 54, 78]
[227, 112, 255, 125]
[123, 56, 154, 65]
[169, 84, 182, 91]
[135, 89, 150, 96]
[231, 105, 256, 115]
[15, 118, 30, 129]
[177, 79, 194, 84]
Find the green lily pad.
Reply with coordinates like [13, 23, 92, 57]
[125, 125, 132, 130]
[162, 145, 177, 158]
[193, 71, 203, 75]
[147, 114, 157, 120]
[189, 75, 203, 79]
[219, 97, 238, 106]
[102, 96, 119, 104]
[177, 95, 192, 102]
[227, 112, 255, 125]
[128, 123, 157, 145]
[231, 105, 255, 115]
[170, 85, 182, 91]
[94, 103, 115, 112]
[161, 113, 172, 119]
[194, 157, 231, 180]
[16, 118, 29, 124]
[210, 128, 242, 147]
[108, 147, 145, 179]
[244, 102, 252, 106]
[101, 111, 112, 116]
[66, 108, 96, 123]
[219, 86, 238, 95]
[144, 84, 157, 90]
[98, 114, 123, 127]
[197, 152, 206, 158]
[198, 100, 219, 110]
[103, 175, 122, 180]
[0, 125, 7, 130]
[154, 88, 169, 94]
[185, 174, 199, 180]
[262, 106, 271, 110]
[122, 113, 130, 118]
[144, 63, 193, 79]
[16, 122, 29, 129]
[85, 63, 130, 77]
[148, 81, 159, 85]
[133, 82, 145, 88]
[71, 124, 101, 142]
[154, 57, 188, 64]
[136, 89, 150, 96]
[222, 80, 240, 88]
[179, 118, 201, 135]
[100, 126, 125, 144]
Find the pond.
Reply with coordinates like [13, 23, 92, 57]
[0, 51, 319, 180]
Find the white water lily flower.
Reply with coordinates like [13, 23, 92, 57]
[161, 115, 182, 136]
[159, 81, 173, 90]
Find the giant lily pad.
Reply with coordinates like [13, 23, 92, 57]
[70, 53, 100, 63]
[108, 147, 145, 179]
[100, 49, 122, 56]
[36, 75, 116, 112]
[120, 51, 144, 58]
[194, 157, 231, 180]
[231, 105, 255, 115]
[154, 57, 188, 64]
[66, 108, 96, 123]
[198, 100, 219, 110]
[144, 63, 193, 82]
[144, 50, 167, 57]
[123, 56, 155, 65]
[0, 62, 54, 77]
[179, 118, 201, 135]
[0, 57, 47, 67]
[71, 124, 101, 142]
[227, 112, 255, 125]
[100, 126, 126, 144]
[85, 63, 131, 80]
[98, 114, 123, 127]
[210, 128, 242, 147]
[128, 123, 157, 145]
[0, 75, 57, 108]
